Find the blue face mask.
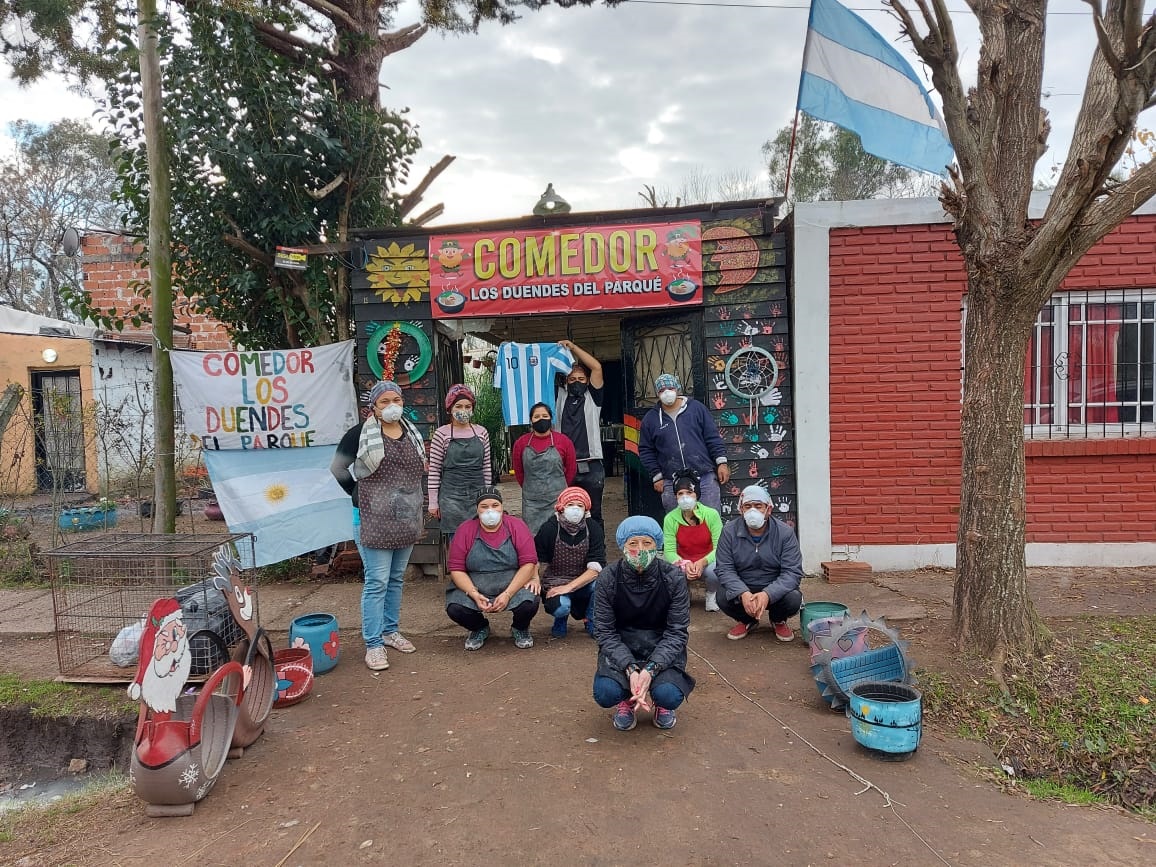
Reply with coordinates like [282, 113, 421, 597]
[625, 549, 657, 571]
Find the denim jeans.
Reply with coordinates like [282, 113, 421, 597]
[543, 582, 596, 620]
[354, 518, 413, 649]
[661, 470, 723, 513]
[592, 675, 685, 710]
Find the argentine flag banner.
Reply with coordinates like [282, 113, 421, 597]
[203, 445, 353, 567]
[798, 0, 954, 176]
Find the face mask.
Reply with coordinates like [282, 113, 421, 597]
[677, 495, 697, 512]
[625, 549, 658, 571]
[562, 505, 585, 524]
[479, 509, 502, 529]
[659, 389, 678, 406]
[379, 404, 404, 423]
[567, 381, 587, 398]
[531, 418, 552, 434]
[743, 508, 766, 530]
[452, 409, 473, 424]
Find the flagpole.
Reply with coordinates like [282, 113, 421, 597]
[784, 0, 818, 207]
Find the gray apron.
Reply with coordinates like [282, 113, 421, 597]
[445, 527, 538, 612]
[521, 436, 566, 534]
[439, 431, 485, 536]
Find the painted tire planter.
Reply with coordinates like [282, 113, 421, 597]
[799, 601, 849, 642]
[273, 647, 315, 708]
[289, 613, 340, 674]
[58, 507, 117, 532]
[229, 630, 276, 752]
[846, 681, 922, 758]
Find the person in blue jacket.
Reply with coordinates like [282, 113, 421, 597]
[713, 484, 803, 643]
[638, 372, 730, 512]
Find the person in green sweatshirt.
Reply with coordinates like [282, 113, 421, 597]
[662, 469, 723, 612]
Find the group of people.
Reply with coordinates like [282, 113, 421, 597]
[329, 343, 803, 732]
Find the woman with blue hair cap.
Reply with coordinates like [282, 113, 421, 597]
[591, 515, 695, 731]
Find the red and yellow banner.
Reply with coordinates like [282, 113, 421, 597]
[428, 221, 702, 318]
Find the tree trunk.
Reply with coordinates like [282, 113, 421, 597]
[954, 271, 1045, 656]
[139, 0, 178, 534]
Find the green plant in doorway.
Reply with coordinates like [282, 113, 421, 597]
[467, 368, 510, 481]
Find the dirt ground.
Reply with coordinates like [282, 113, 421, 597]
[2, 565, 1155, 866]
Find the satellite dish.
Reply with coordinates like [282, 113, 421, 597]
[61, 227, 81, 257]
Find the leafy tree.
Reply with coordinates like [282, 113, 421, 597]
[0, 119, 120, 318]
[762, 115, 935, 205]
[888, 0, 1156, 660]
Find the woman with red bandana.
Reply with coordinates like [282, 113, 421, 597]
[534, 486, 604, 638]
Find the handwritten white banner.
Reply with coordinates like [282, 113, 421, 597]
[172, 341, 357, 450]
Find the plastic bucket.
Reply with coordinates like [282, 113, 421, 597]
[847, 680, 922, 756]
[799, 601, 849, 641]
[289, 613, 340, 674]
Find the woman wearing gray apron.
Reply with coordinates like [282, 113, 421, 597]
[446, 486, 541, 651]
[534, 486, 605, 638]
[511, 402, 577, 534]
[591, 516, 695, 732]
[428, 384, 491, 538]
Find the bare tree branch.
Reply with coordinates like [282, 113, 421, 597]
[306, 173, 346, 200]
[1083, 0, 1125, 75]
[296, 0, 359, 30]
[380, 22, 428, 59]
[251, 19, 336, 61]
[220, 213, 274, 268]
[399, 154, 456, 218]
[409, 204, 445, 226]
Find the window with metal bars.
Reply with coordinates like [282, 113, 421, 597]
[1023, 290, 1156, 437]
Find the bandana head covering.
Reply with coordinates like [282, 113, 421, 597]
[673, 469, 701, 497]
[740, 484, 771, 506]
[615, 515, 663, 549]
[654, 373, 681, 394]
[554, 486, 591, 513]
[445, 383, 476, 412]
[476, 485, 504, 506]
[368, 380, 402, 404]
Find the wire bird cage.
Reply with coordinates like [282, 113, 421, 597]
[43, 533, 257, 683]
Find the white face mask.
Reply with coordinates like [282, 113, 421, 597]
[743, 508, 766, 530]
[677, 495, 697, 512]
[659, 389, 678, 407]
[379, 404, 404, 423]
[562, 505, 585, 524]
[479, 509, 502, 528]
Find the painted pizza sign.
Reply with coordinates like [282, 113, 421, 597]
[428, 221, 702, 318]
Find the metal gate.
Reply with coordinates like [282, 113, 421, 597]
[621, 311, 703, 518]
[32, 370, 87, 492]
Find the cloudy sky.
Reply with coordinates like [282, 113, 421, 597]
[0, 0, 1130, 225]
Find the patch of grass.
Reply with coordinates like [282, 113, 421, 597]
[0, 674, 136, 720]
[927, 616, 1156, 813]
[1019, 780, 1105, 805]
[256, 554, 314, 583]
[0, 773, 129, 857]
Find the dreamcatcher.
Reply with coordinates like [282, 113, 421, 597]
[723, 346, 780, 435]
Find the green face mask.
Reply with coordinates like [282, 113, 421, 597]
[625, 549, 657, 571]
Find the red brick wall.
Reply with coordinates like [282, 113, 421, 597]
[828, 214, 1156, 547]
[81, 234, 232, 350]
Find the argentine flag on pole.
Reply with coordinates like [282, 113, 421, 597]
[203, 445, 353, 567]
[798, 0, 954, 176]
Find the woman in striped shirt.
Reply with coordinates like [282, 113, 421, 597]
[427, 384, 491, 538]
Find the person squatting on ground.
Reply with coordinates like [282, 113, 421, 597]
[534, 486, 605, 639]
[445, 486, 541, 651]
[330, 380, 427, 671]
[554, 339, 606, 522]
[428, 383, 492, 539]
[662, 469, 724, 613]
[591, 516, 696, 731]
[638, 372, 730, 513]
[714, 484, 803, 642]
[511, 401, 577, 534]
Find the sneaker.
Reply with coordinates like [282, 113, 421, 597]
[727, 621, 756, 640]
[704, 591, 720, 612]
[464, 626, 489, 651]
[772, 621, 795, 642]
[583, 618, 595, 638]
[550, 617, 568, 638]
[364, 646, 389, 671]
[653, 706, 677, 730]
[512, 627, 534, 649]
[612, 700, 637, 731]
[382, 631, 416, 653]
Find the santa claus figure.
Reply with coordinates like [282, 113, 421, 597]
[127, 598, 192, 714]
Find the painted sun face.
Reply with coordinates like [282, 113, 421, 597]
[367, 242, 429, 302]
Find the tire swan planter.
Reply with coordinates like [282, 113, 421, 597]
[808, 611, 915, 711]
[211, 545, 275, 757]
[127, 597, 244, 817]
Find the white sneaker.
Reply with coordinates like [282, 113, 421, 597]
[382, 631, 416, 653]
[704, 591, 720, 612]
[365, 646, 389, 671]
